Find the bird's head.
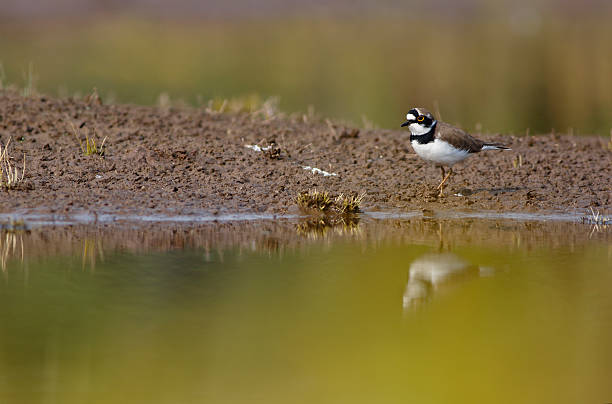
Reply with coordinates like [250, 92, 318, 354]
[401, 108, 436, 136]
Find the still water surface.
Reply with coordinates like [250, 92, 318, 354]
[1, 218, 611, 404]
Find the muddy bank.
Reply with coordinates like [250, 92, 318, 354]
[0, 90, 610, 216]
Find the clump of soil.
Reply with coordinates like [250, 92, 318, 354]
[0, 90, 610, 216]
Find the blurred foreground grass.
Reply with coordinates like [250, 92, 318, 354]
[1, 16, 611, 134]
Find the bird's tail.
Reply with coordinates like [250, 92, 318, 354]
[481, 142, 511, 151]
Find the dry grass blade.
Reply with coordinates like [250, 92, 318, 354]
[85, 87, 102, 105]
[582, 207, 611, 238]
[205, 95, 281, 120]
[21, 62, 37, 97]
[583, 207, 611, 225]
[0, 224, 26, 273]
[0, 138, 26, 190]
[0, 62, 5, 90]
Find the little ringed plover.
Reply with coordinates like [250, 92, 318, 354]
[401, 108, 510, 196]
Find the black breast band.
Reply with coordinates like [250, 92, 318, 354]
[410, 122, 437, 144]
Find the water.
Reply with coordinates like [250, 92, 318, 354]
[1, 217, 611, 404]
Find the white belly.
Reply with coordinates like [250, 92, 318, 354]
[411, 139, 470, 166]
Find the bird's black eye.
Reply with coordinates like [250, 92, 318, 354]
[417, 116, 425, 122]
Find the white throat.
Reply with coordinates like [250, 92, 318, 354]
[409, 120, 436, 136]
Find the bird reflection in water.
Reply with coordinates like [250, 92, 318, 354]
[403, 252, 495, 309]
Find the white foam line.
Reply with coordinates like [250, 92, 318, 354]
[0, 209, 590, 229]
[302, 166, 338, 177]
[0, 212, 300, 227]
[364, 210, 584, 222]
[436, 211, 584, 222]
[364, 211, 422, 220]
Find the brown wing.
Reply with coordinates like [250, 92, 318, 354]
[435, 122, 484, 153]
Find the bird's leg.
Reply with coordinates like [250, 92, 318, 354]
[437, 167, 453, 196]
[434, 166, 445, 197]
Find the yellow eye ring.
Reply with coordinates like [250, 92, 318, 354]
[417, 116, 425, 122]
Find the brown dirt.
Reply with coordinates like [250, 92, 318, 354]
[0, 90, 610, 217]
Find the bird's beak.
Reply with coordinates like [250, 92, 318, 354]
[401, 121, 410, 127]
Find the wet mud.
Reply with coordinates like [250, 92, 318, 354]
[0, 90, 610, 217]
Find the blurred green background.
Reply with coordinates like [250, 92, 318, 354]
[1, 0, 612, 134]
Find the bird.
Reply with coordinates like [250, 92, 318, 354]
[401, 108, 510, 196]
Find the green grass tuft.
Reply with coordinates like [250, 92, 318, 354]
[69, 121, 107, 156]
[334, 193, 365, 215]
[297, 189, 365, 215]
[297, 189, 334, 212]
